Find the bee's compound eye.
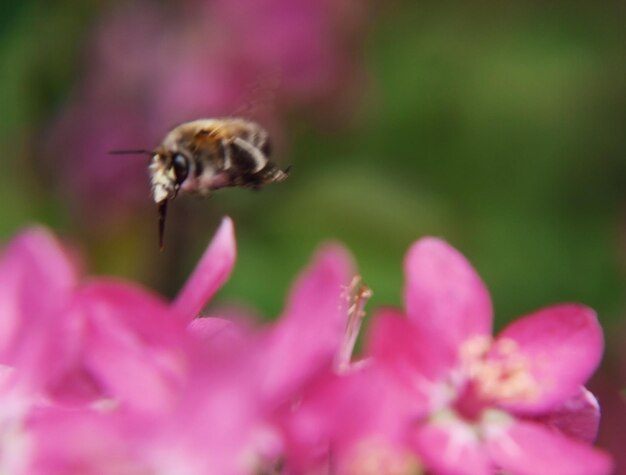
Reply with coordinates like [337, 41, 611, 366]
[172, 154, 189, 185]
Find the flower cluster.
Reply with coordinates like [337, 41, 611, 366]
[0, 219, 613, 474]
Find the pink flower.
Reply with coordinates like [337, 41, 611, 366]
[0, 217, 235, 415]
[281, 363, 425, 475]
[0, 217, 357, 473]
[368, 237, 613, 475]
[166, 241, 355, 473]
[277, 277, 426, 474]
[0, 218, 238, 474]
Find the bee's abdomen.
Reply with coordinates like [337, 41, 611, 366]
[229, 142, 260, 173]
[260, 137, 271, 157]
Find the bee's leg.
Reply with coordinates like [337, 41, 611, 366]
[232, 137, 267, 173]
[258, 164, 289, 184]
[157, 201, 168, 251]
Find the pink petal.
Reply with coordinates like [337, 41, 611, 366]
[487, 419, 613, 475]
[404, 238, 493, 365]
[171, 217, 236, 323]
[411, 420, 492, 475]
[68, 281, 187, 412]
[282, 364, 421, 474]
[0, 228, 77, 350]
[254, 244, 354, 403]
[187, 317, 250, 355]
[45, 366, 105, 407]
[0, 227, 78, 386]
[367, 309, 450, 390]
[533, 386, 601, 443]
[0, 226, 78, 288]
[29, 408, 139, 475]
[79, 280, 185, 345]
[147, 351, 272, 475]
[187, 317, 236, 340]
[496, 304, 604, 414]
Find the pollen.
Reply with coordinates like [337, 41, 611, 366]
[460, 336, 541, 403]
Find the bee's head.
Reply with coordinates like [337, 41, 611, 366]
[149, 152, 190, 204]
[149, 152, 190, 250]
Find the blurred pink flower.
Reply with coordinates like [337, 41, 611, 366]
[0, 217, 239, 474]
[367, 238, 613, 475]
[0, 217, 359, 473]
[125, 243, 355, 474]
[207, 0, 366, 104]
[0, 218, 236, 411]
[281, 363, 425, 475]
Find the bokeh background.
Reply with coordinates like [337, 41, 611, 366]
[1, 0, 625, 471]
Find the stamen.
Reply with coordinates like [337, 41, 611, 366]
[460, 336, 541, 403]
[335, 276, 372, 372]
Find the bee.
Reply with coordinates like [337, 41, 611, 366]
[112, 118, 290, 249]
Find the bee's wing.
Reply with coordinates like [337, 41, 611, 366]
[231, 71, 281, 119]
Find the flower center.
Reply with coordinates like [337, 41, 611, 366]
[459, 335, 541, 406]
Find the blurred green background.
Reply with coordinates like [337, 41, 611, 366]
[1, 0, 625, 465]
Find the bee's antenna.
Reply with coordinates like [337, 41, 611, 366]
[109, 149, 154, 156]
[157, 201, 168, 251]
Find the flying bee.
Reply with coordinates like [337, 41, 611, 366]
[112, 118, 290, 249]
